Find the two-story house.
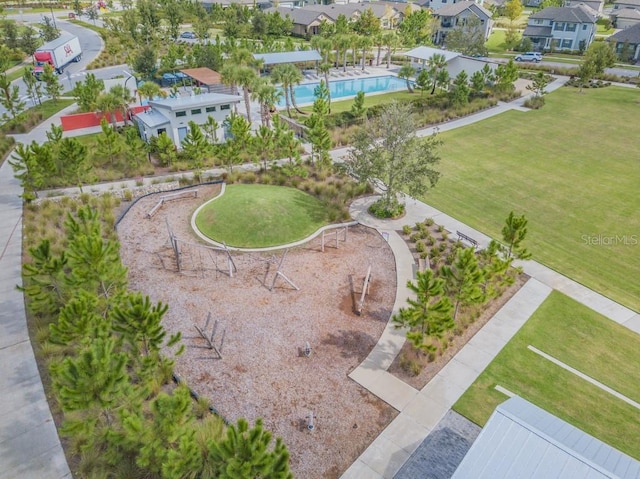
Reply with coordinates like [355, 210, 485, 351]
[134, 93, 241, 149]
[610, 0, 640, 28]
[432, 1, 493, 46]
[426, 0, 486, 12]
[523, 5, 597, 51]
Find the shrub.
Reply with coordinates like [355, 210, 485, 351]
[416, 241, 425, 253]
[399, 352, 422, 376]
[410, 232, 424, 243]
[441, 230, 449, 241]
[524, 96, 545, 109]
[425, 234, 435, 246]
[368, 199, 405, 219]
[402, 225, 413, 235]
[424, 217, 435, 227]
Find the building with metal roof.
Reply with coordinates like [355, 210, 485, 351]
[452, 396, 640, 479]
[404, 46, 497, 79]
[134, 92, 241, 149]
[253, 50, 322, 66]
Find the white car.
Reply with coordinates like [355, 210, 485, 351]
[514, 52, 543, 62]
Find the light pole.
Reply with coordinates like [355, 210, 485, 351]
[50, 0, 57, 30]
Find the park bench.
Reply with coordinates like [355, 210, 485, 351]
[456, 230, 479, 249]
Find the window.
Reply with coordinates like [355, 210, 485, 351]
[206, 106, 216, 112]
[582, 24, 587, 30]
[565, 23, 576, 32]
[220, 104, 231, 111]
[175, 111, 186, 118]
[534, 19, 544, 24]
[553, 22, 564, 31]
[191, 108, 202, 115]
[561, 39, 573, 49]
[157, 128, 166, 135]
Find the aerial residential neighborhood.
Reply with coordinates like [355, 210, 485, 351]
[0, 0, 639, 478]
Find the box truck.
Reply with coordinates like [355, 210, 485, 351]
[33, 34, 82, 79]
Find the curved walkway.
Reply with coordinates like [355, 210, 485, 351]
[340, 194, 639, 479]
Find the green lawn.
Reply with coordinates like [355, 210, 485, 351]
[420, 86, 640, 311]
[194, 184, 330, 248]
[454, 291, 640, 459]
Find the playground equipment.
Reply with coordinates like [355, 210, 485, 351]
[262, 249, 299, 291]
[166, 219, 236, 277]
[303, 341, 312, 358]
[194, 312, 226, 359]
[353, 265, 372, 316]
[147, 189, 198, 219]
[306, 411, 315, 431]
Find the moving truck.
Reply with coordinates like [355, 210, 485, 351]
[33, 34, 82, 79]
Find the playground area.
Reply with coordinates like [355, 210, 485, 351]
[117, 184, 399, 478]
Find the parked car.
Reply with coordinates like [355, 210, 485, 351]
[514, 52, 542, 62]
[179, 31, 196, 39]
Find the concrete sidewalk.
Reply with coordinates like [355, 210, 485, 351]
[0, 159, 71, 479]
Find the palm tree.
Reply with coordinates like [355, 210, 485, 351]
[252, 77, 281, 128]
[108, 84, 133, 126]
[337, 34, 351, 72]
[318, 62, 332, 114]
[398, 64, 416, 93]
[350, 35, 360, 70]
[137, 81, 164, 105]
[428, 53, 447, 94]
[283, 64, 304, 115]
[271, 64, 292, 117]
[221, 63, 242, 97]
[359, 36, 373, 71]
[236, 65, 258, 123]
[383, 32, 398, 69]
[96, 92, 121, 129]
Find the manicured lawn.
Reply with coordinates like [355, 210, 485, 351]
[486, 30, 508, 54]
[454, 291, 640, 459]
[194, 184, 330, 248]
[420, 86, 640, 311]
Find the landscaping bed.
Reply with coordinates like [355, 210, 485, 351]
[387, 218, 526, 389]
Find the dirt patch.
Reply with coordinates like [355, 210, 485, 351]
[117, 185, 398, 478]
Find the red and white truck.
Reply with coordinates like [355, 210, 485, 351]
[33, 34, 82, 79]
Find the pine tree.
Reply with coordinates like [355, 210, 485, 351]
[20, 239, 68, 317]
[49, 290, 109, 347]
[9, 142, 46, 201]
[110, 292, 181, 356]
[97, 118, 124, 166]
[58, 137, 91, 190]
[50, 337, 129, 414]
[41, 64, 63, 103]
[207, 418, 293, 479]
[392, 270, 453, 354]
[181, 121, 209, 179]
[501, 211, 532, 260]
[441, 247, 486, 321]
[305, 113, 331, 168]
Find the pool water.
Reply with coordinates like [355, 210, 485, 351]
[278, 75, 408, 106]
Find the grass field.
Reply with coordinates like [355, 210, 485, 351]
[420, 86, 640, 311]
[454, 291, 640, 459]
[194, 184, 330, 248]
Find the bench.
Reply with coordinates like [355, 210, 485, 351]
[456, 231, 479, 249]
[159, 189, 198, 202]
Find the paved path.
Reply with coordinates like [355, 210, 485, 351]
[0, 159, 71, 479]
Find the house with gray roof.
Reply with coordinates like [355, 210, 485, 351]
[134, 92, 241, 149]
[404, 45, 498, 78]
[303, 3, 404, 29]
[564, 0, 604, 16]
[609, 22, 640, 61]
[266, 7, 334, 36]
[523, 5, 597, 51]
[431, 1, 493, 46]
[427, 0, 487, 11]
[612, 7, 640, 28]
[452, 396, 640, 479]
[612, 0, 640, 11]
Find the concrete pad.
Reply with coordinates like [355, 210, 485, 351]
[0, 341, 41, 393]
[436, 357, 482, 391]
[419, 374, 467, 407]
[340, 460, 383, 479]
[380, 413, 431, 455]
[349, 368, 419, 411]
[357, 434, 411, 479]
[448, 342, 495, 374]
[403, 393, 450, 431]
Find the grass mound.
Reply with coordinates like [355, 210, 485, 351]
[194, 184, 330, 248]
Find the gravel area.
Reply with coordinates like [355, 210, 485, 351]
[117, 185, 399, 478]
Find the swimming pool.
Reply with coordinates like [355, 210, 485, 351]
[278, 75, 408, 107]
